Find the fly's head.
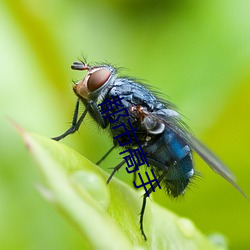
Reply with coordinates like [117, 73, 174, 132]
[72, 61, 116, 101]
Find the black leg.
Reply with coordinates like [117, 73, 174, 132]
[107, 160, 126, 184]
[89, 100, 106, 129]
[52, 100, 89, 141]
[139, 173, 165, 240]
[140, 193, 148, 240]
[72, 98, 80, 125]
[133, 170, 137, 184]
[96, 145, 116, 165]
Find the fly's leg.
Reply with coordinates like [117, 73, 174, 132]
[140, 193, 149, 240]
[96, 145, 116, 165]
[133, 170, 138, 183]
[52, 99, 88, 141]
[89, 100, 106, 129]
[52, 99, 107, 141]
[139, 173, 165, 240]
[107, 160, 126, 184]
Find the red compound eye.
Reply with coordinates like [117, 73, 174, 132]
[87, 68, 111, 92]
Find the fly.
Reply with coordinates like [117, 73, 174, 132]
[52, 60, 247, 240]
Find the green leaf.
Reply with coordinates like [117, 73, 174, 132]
[19, 128, 226, 250]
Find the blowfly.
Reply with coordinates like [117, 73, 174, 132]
[52, 60, 246, 240]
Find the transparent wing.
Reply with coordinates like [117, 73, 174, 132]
[147, 110, 247, 198]
[179, 130, 247, 198]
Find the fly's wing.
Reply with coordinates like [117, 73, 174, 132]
[150, 110, 247, 198]
[181, 131, 247, 198]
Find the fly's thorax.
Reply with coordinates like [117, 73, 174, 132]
[73, 64, 117, 103]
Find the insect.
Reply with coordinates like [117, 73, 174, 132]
[52, 60, 246, 240]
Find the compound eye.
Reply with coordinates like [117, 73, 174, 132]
[87, 68, 111, 92]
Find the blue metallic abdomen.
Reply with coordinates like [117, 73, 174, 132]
[143, 128, 193, 197]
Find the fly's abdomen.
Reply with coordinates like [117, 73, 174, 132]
[144, 128, 194, 197]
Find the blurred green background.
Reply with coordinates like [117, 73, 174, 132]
[1, 0, 250, 249]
